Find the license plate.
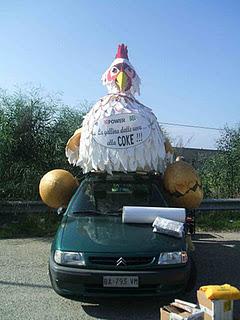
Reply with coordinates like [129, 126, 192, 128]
[103, 276, 139, 288]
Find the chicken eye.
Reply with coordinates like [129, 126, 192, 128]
[125, 67, 135, 77]
[111, 67, 118, 74]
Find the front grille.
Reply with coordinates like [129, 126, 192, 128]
[88, 256, 155, 266]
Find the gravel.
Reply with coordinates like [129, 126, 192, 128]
[0, 232, 240, 319]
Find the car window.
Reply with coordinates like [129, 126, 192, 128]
[69, 178, 167, 215]
[70, 180, 97, 213]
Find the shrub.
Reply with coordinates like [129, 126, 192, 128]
[0, 89, 89, 200]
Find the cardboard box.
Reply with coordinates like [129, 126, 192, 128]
[197, 290, 233, 320]
[160, 299, 204, 320]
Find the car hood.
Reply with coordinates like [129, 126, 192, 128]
[59, 215, 185, 253]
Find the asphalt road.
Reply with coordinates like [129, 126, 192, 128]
[0, 233, 240, 320]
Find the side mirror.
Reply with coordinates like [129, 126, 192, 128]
[57, 207, 66, 215]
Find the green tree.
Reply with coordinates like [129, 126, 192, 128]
[0, 89, 89, 200]
[200, 125, 240, 198]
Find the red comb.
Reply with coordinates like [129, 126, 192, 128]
[115, 44, 129, 59]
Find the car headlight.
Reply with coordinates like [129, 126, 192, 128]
[54, 250, 85, 266]
[158, 251, 188, 265]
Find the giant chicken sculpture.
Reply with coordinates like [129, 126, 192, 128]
[65, 44, 172, 174]
[39, 44, 203, 210]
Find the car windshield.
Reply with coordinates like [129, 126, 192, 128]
[69, 175, 168, 216]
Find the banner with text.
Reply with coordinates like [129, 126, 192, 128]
[92, 113, 151, 149]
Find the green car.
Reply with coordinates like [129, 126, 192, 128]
[49, 172, 196, 299]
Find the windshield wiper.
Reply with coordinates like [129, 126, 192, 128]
[72, 210, 102, 216]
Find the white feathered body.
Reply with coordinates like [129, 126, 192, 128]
[67, 93, 171, 174]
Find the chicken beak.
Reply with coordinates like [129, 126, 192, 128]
[116, 71, 128, 92]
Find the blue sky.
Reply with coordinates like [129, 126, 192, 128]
[0, 0, 239, 149]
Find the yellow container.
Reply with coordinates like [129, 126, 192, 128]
[199, 284, 240, 300]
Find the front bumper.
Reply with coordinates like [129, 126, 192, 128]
[49, 255, 191, 298]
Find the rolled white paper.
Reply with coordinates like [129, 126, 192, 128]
[122, 206, 186, 224]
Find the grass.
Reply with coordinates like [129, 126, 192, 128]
[0, 212, 60, 238]
[196, 210, 240, 231]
